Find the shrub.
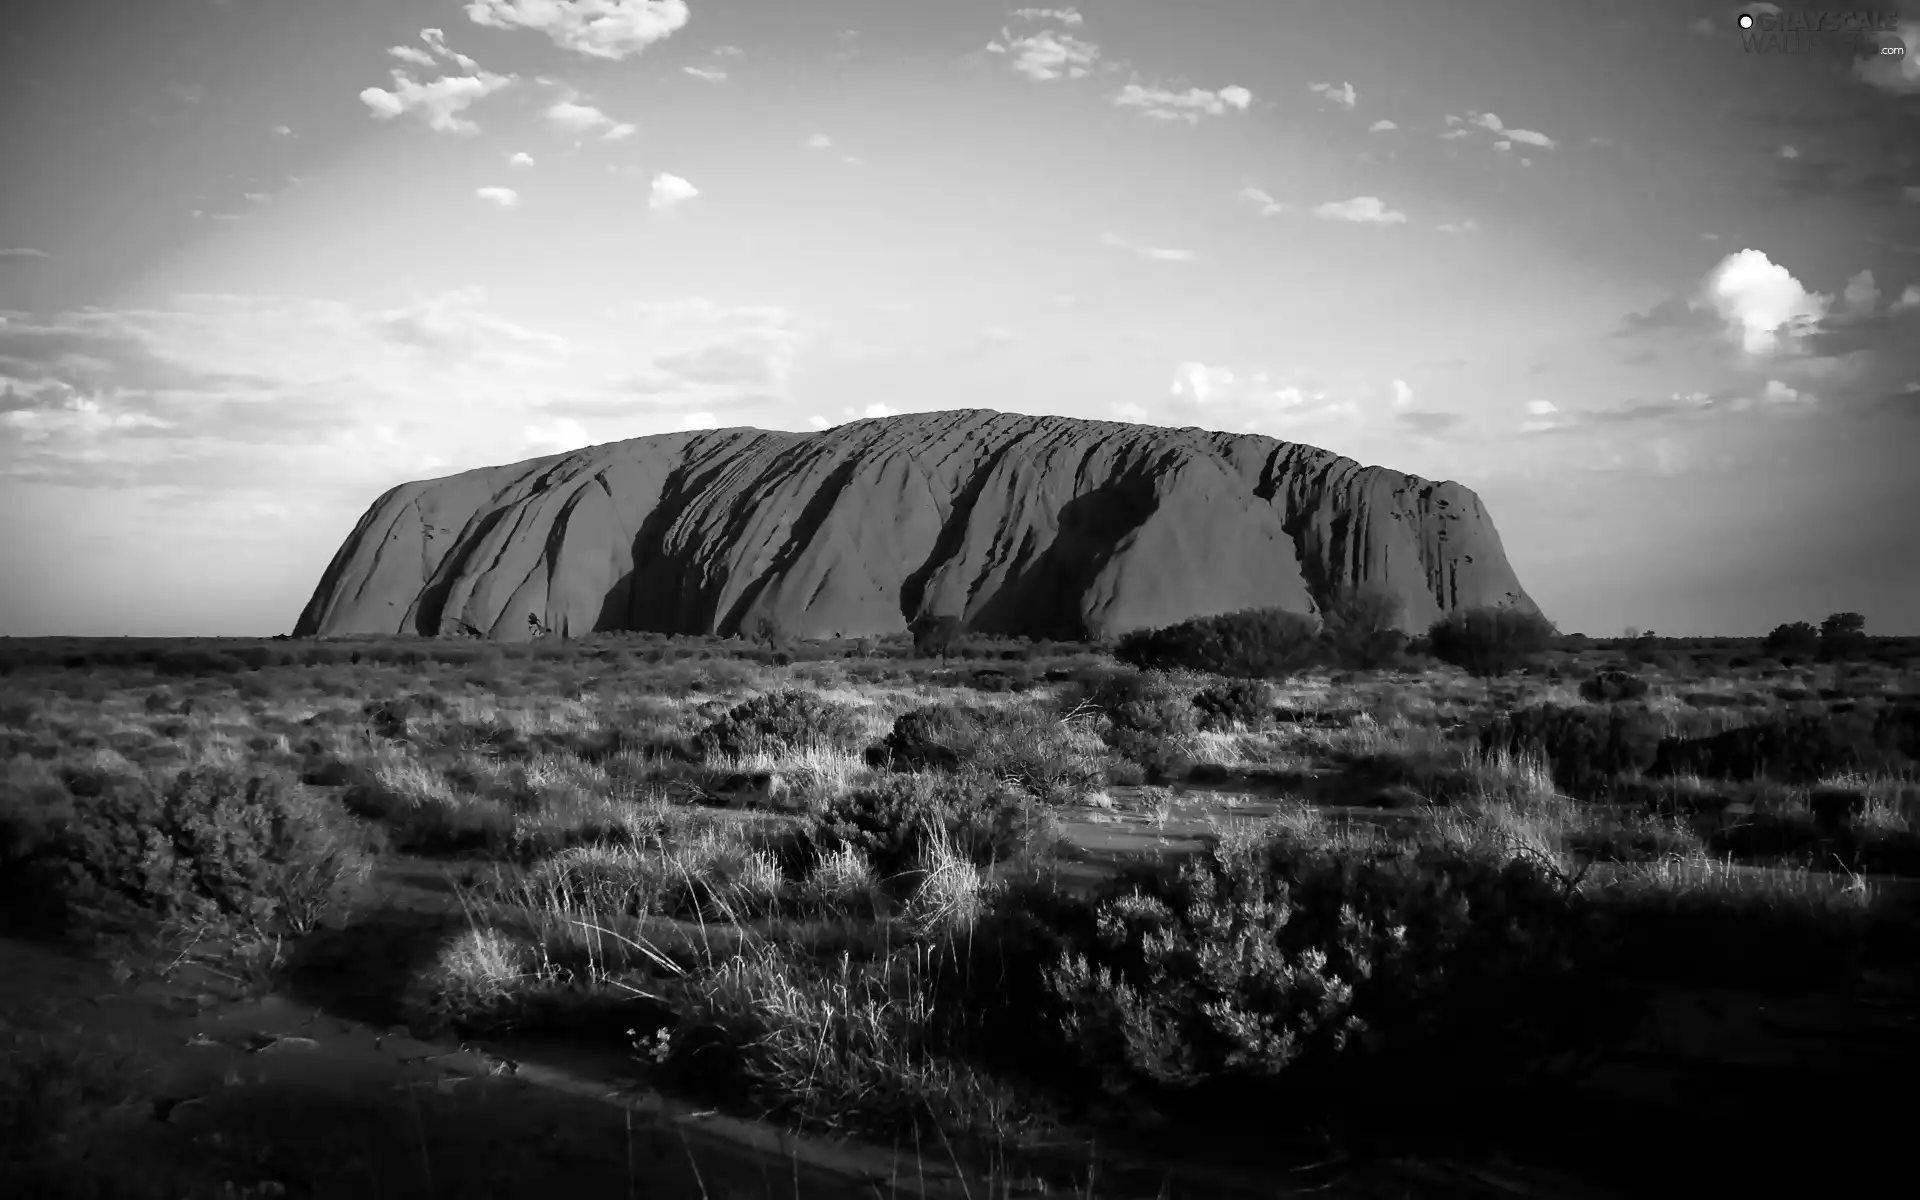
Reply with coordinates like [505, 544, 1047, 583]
[1479, 704, 1664, 799]
[1191, 680, 1274, 732]
[909, 614, 964, 659]
[1114, 608, 1322, 678]
[15, 766, 364, 936]
[805, 772, 1046, 881]
[1819, 612, 1868, 662]
[1087, 669, 1197, 740]
[1318, 587, 1410, 671]
[1653, 706, 1920, 783]
[1426, 607, 1558, 677]
[1039, 827, 1612, 1100]
[1763, 621, 1820, 661]
[877, 703, 1100, 801]
[1578, 670, 1651, 704]
[695, 690, 865, 760]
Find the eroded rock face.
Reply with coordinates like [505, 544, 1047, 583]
[293, 410, 1536, 641]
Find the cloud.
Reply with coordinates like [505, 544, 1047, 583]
[545, 99, 636, 139]
[271, 124, 293, 136]
[649, 172, 698, 212]
[1841, 269, 1880, 315]
[985, 29, 1101, 81]
[1398, 410, 1466, 434]
[1449, 110, 1557, 150]
[1704, 249, 1833, 354]
[1112, 83, 1254, 122]
[475, 186, 519, 207]
[465, 0, 691, 61]
[1237, 186, 1285, 216]
[0, 248, 49, 260]
[674, 411, 719, 431]
[1369, 119, 1397, 132]
[388, 45, 438, 68]
[360, 70, 513, 135]
[805, 133, 833, 149]
[418, 28, 480, 70]
[1892, 285, 1920, 314]
[856, 403, 900, 419]
[684, 65, 727, 82]
[598, 300, 804, 406]
[508, 151, 534, 167]
[1100, 232, 1195, 262]
[1012, 6, 1082, 22]
[806, 414, 831, 430]
[1779, 144, 1800, 159]
[1308, 81, 1358, 109]
[1437, 219, 1480, 234]
[1854, 18, 1919, 93]
[1313, 196, 1407, 224]
[1391, 378, 1414, 408]
[1170, 362, 1236, 403]
[523, 415, 592, 452]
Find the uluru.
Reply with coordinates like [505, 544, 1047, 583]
[293, 410, 1537, 642]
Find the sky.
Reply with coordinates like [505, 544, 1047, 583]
[1, 0, 1917, 638]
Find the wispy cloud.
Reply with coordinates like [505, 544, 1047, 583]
[360, 70, 514, 135]
[1308, 80, 1357, 109]
[985, 28, 1101, 81]
[804, 133, 833, 149]
[1111, 83, 1253, 122]
[649, 172, 699, 212]
[1012, 6, 1083, 23]
[684, 65, 727, 82]
[1437, 219, 1480, 234]
[1313, 196, 1407, 224]
[1100, 232, 1195, 262]
[465, 0, 691, 61]
[1455, 110, 1558, 149]
[419, 28, 480, 71]
[475, 186, 520, 208]
[1236, 187, 1286, 217]
[0, 248, 50, 260]
[545, 99, 636, 139]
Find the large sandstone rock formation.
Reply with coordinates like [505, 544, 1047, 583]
[294, 410, 1536, 641]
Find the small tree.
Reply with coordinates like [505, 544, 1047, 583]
[1319, 585, 1408, 671]
[1763, 621, 1820, 661]
[1819, 612, 1867, 662]
[1426, 606, 1558, 678]
[910, 613, 964, 659]
[751, 614, 787, 651]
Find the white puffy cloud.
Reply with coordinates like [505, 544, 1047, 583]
[1369, 119, 1397, 132]
[419, 28, 480, 70]
[465, 0, 690, 61]
[1703, 249, 1832, 355]
[649, 172, 699, 212]
[806, 414, 832, 430]
[1308, 81, 1357, 109]
[1391, 378, 1414, 408]
[805, 133, 833, 149]
[508, 151, 534, 167]
[1455, 111, 1557, 150]
[389, 45, 438, 68]
[1111, 83, 1253, 122]
[523, 416, 592, 451]
[1313, 196, 1407, 224]
[359, 70, 514, 134]
[475, 186, 519, 207]
[1891, 285, 1920, 315]
[1841, 269, 1879, 315]
[985, 29, 1101, 80]
[545, 99, 635, 139]
[857, 403, 900, 419]
[1170, 362, 1236, 403]
[1779, 144, 1800, 159]
[1761, 379, 1810, 405]
[674, 411, 719, 431]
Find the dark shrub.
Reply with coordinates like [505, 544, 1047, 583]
[910, 614, 964, 659]
[1115, 608, 1322, 678]
[694, 690, 865, 760]
[1191, 680, 1273, 732]
[1763, 621, 1820, 661]
[1087, 669, 1197, 740]
[17, 767, 363, 936]
[1318, 586, 1410, 671]
[878, 704, 1098, 800]
[1103, 728, 1193, 784]
[1578, 670, 1651, 703]
[1819, 612, 1869, 662]
[1479, 704, 1665, 799]
[1038, 829, 1614, 1101]
[1427, 607, 1558, 678]
[362, 697, 413, 740]
[1652, 707, 1919, 783]
[805, 772, 1046, 880]
[153, 648, 244, 677]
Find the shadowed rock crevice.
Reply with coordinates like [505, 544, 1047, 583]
[294, 410, 1538, 641]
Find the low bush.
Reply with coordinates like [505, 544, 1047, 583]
[1578, 670, 1651, 704]
[694, 690, 866, 760]
[1427, 607, 1558, 678]
[1479, 704, 1665, 799]
[876, 703, 1099, 801]
[1114, 608, 1323, 678]
[804, 772, 1049, 881]
[1653, 705, 1920, 783]
[1191, 680, 1273, 732]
